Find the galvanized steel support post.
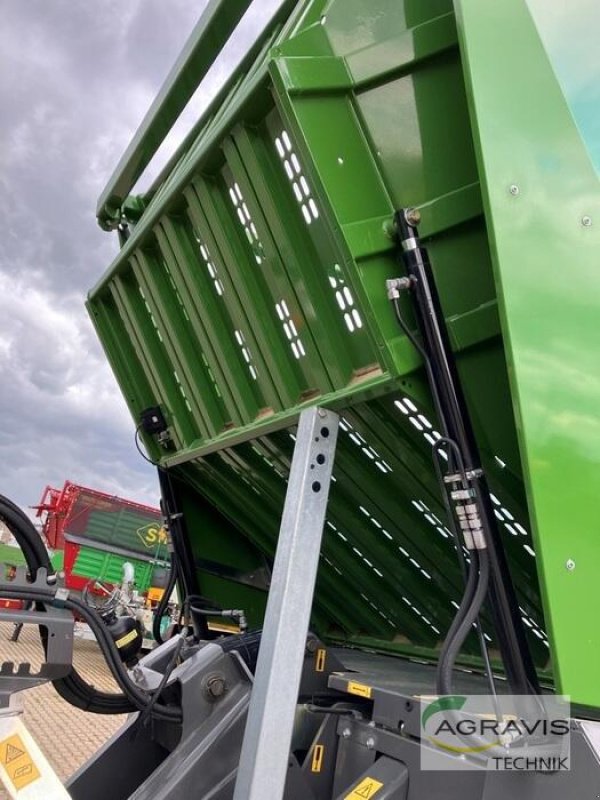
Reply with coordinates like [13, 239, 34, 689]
[233, 407, 339, 800]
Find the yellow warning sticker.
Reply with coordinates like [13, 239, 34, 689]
[344, 777, 384, 799]
[0, 733, 40, 791]
[315, 648, 326, 673]
[347, 681, 372, 699]
[311, 744, 324, 773]
[115, 629, 138, 649]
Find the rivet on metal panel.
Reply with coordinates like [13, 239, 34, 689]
[509, 184, 520, 196]
[365, 736, 376, 750]
[341, 727, 352, 739]
[581, 216, 592, 227]
[566, 559, 576, 571]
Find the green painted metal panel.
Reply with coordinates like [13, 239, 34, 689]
[87, 0, 600, 704]
[72, 547, 155, 592]
[454, 0, 600, 706]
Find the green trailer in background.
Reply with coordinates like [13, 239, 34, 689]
[2, 1, 599, 798]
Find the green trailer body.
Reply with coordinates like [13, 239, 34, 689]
[88, 0, 600, 708]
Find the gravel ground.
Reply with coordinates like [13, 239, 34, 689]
[0, 622, 127, 798]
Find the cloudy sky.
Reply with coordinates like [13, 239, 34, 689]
[0, 1, 208, 514]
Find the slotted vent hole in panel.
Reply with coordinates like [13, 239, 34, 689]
[138, 286, 164, 344]
[161, 258, 190, 321]
[173, 369, 192, 413]
[194, 233, 224, 297]
[519, 605, 549, 648]
[138, 285, 195, 412]
[193, 230, 258, 382]
[324, 543, 396, 627]
[228, 181, 265, 264]
[249, 443, 286, 480]
[329, 263, 364, 334]
[324, 522, 402, 629]
[488, 491, 536, 559]
[226, 181, 307, 362]
[394, 397, 443, 455]
[274, 129, 320, 225]
[339, 417, 391, 474]
[275, 298, 306, 360]
[200, 352, 222, 399]
[356, 504, 433, 584]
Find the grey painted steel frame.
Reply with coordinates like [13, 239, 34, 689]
[233, 407, 339, 800]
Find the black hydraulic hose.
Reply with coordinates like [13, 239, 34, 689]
[393, 210, 540, 697]
[157, 469, 209, 637]
[137, 631, 186, 728]
[432, 446, 499, 699]
[0, 494, 181, 719]
[435, 550, 480, 694]
[152, 558, 178, 646]
[392, 283, 500, 697]
[0, 584, 181, 723]
[437, 551, 490, 697]
[0, 500, 52, 575]
[0, 494, 134, 714]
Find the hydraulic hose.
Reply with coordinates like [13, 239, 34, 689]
[0, 498, 53, 575]
[1, 494, 133, 714]
[0, 494, 181, 720]
[392, 209, 540, 697]
[0, 583, 181, 723]
[437, 550, 490, 697]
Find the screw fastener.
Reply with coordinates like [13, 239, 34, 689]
[404, 208, 421, 225]
[341, 727, 352, 739]
[509, 184, 520, 196]
[566, 559, 576, 571]
[365, 736, 376, 750]
[205, 675, 227, 699]
[582, 216, 592, 227]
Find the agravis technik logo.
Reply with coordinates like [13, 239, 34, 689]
[420, 694, 571, 772]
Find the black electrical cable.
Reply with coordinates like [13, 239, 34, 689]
[135, 424, 160, 466]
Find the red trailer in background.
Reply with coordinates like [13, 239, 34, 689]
[34, 482, 169, 597]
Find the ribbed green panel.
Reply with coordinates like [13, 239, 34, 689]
[72, 548, 155, 591]
[67, 505, 168, 562]
[86, 0, 600, 701]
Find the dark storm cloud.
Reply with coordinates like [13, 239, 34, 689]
[0, 1, 205, 512]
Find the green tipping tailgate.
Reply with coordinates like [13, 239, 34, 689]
[88, 0, 600, 706]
